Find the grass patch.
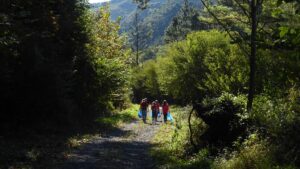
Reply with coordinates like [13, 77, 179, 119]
[96, 104, 139, 127]
[151, 106, 213, 169]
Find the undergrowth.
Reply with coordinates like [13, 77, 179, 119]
[151, 106, 213, 169]
[150, 106, 298, 169]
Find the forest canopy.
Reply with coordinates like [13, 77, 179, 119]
[0, 1, 130, 132]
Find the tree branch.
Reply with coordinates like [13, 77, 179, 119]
[232, 0, 250, 18]
[199, 0, 250, 56]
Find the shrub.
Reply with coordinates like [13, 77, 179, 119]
[213, 134, 273, 169]
[194, 93, 249, 152]
[252, 87, 300, 166]
[131, 60, 162, 102]
[213, 134, 298, 169]
[155, 30, 248, 104]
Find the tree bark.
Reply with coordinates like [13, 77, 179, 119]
[247, 0, 257, 112]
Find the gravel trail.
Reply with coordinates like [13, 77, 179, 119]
[58, 115, 162, 169]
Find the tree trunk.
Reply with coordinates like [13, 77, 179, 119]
[247, 0, 257, 112]
[135, 10, 139, 66]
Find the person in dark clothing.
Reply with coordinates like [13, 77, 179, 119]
[162, 100, 169, 123]
[140, 98, 148, 123]
[151, 101, 157, 124]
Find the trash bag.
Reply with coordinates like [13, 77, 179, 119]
[158, 112, 162, 118]
[138, 110, 142, 118]
[167, 112, 173, 122]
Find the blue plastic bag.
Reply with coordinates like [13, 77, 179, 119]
[138, 110, 142, 118]
[167, 112, 173, 122]
[158, 112, 161, 118]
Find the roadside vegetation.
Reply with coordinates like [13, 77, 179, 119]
[96, 104, 139, 128]
[151, 106, 213, 169]
[151, 105, 298, 169]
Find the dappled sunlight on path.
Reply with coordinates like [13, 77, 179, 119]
[57, 119, 162, 169]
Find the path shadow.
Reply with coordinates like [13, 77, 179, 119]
[0, 119, 139, 169]
[58, 140, 158, 169]
[100, 127, 133, 138]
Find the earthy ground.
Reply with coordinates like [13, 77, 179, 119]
[57, 114, 162, 169]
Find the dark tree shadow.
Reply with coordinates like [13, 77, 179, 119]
[57, 139, 158, 169]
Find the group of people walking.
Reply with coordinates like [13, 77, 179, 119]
[140, 98, 170, 124]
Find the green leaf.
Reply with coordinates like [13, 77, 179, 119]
[272, 8, 283, 17]
[279, 26, 289, 38]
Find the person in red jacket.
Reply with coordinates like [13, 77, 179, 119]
[162, 100, 169, 123]
[151, 101, 157, 124]
[140, 98, 148, 123]
[154, 100, 160, 124]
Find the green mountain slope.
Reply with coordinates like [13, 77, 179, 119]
[91, 0, 137, 21]
[91, 0, 203, 46]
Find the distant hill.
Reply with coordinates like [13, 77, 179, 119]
[90, 0, 203, 46]
[90, 0, 137, 21]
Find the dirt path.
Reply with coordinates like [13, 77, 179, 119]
[58, 116, 162, 169]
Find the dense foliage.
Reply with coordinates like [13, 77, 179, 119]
[131, 0, 299, 164]
[133, 31, 248, 103]
[0, 1, 130, 133]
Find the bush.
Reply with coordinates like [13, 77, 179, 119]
[213, 134, 297, 169]
[131, 60, 162, 102]
[251, 87, 300, 166]
[213, 134, 273, 169]
[194, 93, 249, 151]
[155, 30, 248, 104]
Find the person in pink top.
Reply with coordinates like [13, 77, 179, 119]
[162, 100, 169, 123]
[140, 98, 148, 123]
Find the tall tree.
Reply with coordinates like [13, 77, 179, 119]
[129, 2, 152, 65]
[199, 0, 300, 111]
[199, 0, 263, 112]
[0, 0, 104, 131]
[92, 5, 131, 110]
[134, 9, 141, 65]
